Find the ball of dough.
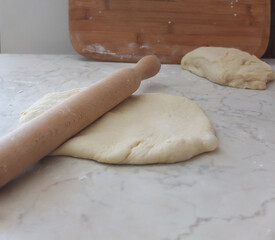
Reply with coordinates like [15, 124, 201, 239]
[20, 91, 218, 165]
[181, 47, 275, 90]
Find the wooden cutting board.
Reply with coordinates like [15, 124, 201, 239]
[69, 0, 271, 63]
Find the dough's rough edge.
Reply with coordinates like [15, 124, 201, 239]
[181, 47, 275, 90]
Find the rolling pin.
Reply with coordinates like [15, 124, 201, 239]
[0, 55, 161, 188]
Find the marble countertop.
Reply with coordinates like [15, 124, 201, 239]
[0, 54, 274, 240]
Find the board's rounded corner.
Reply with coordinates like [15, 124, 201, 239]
[69, 32, 90, 59]
[256, 37, 271, 58]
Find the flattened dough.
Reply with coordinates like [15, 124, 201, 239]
[20, 91, 218, 165]
[181, 47, 275, 90]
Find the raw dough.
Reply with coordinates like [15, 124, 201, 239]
[20, 91, 218, 164]
[20, 88, 83, 124]
[181, 47, 275, 90]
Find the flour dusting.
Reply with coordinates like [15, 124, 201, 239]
[82, 43, 134, 59]
[82, 44, 116, 56]
[140, 44, 150, 49]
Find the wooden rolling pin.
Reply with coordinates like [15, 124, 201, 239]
[0, 55, 161, 188]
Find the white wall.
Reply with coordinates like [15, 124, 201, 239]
[0, 0, 76, 54]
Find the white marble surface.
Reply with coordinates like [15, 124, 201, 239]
[0, 54, 275, 240]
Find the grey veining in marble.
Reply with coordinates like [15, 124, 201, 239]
[0, 54, 275, 240]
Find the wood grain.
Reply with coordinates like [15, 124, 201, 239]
[69, 0, 271, 63]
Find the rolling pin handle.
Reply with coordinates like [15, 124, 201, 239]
[134, 55, 161, 80]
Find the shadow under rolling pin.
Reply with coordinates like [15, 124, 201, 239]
[0, 55, 161, 188]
